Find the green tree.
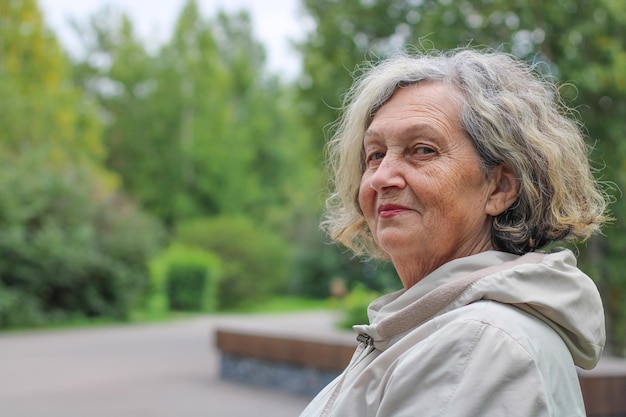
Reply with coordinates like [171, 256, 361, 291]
[0, 0, 164, 327]
[70, 4, 184, 222]
[70, 0, 324, 307]
[0, 0, 104, 164]
[73, 0, 320, 229]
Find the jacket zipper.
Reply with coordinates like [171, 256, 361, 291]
[318, 333, 376, 417]
[357, 332, 374, 346]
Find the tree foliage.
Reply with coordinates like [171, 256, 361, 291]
[8, 0, 626, 351]
[0, 0, 163, 327]
[72, 0, 320, 228]
[0, 0, 104, 164]
[68, 0, 324, 312]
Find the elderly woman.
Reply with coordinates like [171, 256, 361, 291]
[300, 48, 610, 417]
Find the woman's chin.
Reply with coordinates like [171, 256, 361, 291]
[376, 234, 420, 259]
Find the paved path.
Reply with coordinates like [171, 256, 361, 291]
[0, 311, 344, 417]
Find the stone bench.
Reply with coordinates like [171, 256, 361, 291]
[578, 356, 626, 416]
[215, 323, 355, 397]
[216, 323, 626, 416]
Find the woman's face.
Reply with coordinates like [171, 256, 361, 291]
[358, 82, 499, 288]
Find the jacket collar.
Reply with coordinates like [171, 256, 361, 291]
[353, 249, 605, 369]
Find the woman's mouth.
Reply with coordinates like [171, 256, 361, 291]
[378, 204, 411, 218]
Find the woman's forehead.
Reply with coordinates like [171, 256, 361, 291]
[365, 83, 463, 136]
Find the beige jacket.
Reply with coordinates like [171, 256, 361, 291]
[299, 249, 605, 417]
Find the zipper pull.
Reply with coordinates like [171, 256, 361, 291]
[357, 333, 374, 346]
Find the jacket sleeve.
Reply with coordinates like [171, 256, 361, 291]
[375, 318, 553, 417]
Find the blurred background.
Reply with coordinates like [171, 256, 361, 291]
[1, 0, 626, 361]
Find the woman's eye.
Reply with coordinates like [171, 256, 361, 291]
[365, 151, 385, 166]
[370, 152, 385, 161]
[414, 146, 435, 155]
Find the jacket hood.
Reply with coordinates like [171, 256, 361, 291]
[354, 249, 605, 370]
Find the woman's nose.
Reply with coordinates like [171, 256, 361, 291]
[368, 155, 406, 192]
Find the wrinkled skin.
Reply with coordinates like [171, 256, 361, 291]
[359, 82, 518, 288]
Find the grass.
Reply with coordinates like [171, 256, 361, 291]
[0, 296, 334, 333]
[0, 311, 200, 334]
[223, 295, 333, 314]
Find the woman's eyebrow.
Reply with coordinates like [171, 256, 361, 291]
[364, 123, 439, 140]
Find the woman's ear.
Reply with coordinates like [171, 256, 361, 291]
[485, 164, 520, 216]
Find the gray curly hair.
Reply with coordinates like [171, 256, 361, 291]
[322, 47, 610, 258]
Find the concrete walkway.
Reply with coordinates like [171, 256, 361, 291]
[0, 311, 344, 417]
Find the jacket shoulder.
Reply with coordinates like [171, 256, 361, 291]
[380, 301, 584, 416]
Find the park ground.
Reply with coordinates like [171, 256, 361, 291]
[0, 312, 343, 417]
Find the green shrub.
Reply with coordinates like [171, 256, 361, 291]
[149, 244, 220, 313]
[175, 215, 290, 310]
[288, 225, 402, 299]
[337, 284, 380, 330]
[0, 152, 164, 328]
[166, 264, 207, 311]
[0, 283, 45, 328]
